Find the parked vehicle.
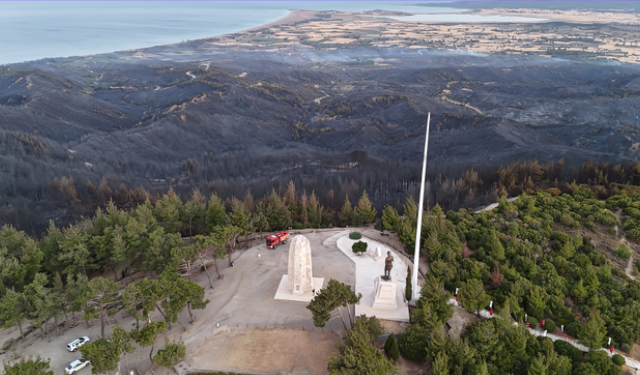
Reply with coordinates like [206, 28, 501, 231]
[266, 231, 290, 249]
[65, 359, 91, 374]
[66, 336, 90, 352]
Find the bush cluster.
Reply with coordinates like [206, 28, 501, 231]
[349, 231, 362, 240]
[352, 241, 368, 254]
[612, 354, 626, 366]
[543, 319, 556, 333]
[616, 244, 631, 259]
[380, 189, 640, 374]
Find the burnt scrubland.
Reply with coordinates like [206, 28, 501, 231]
[1, 46, 640, 234]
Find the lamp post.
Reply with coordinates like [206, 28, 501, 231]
[411, 113, 431, 300]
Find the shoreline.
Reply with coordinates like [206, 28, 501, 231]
[239, 9, 314, 33]
[132, 9, 316, 54]
[11, 6, 640, 66]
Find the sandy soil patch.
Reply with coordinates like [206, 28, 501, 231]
[380, 320, 407, 334]
[475, 8, 640, 24]
[190, 327, 339, 375]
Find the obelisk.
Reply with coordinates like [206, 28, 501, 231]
[286, 235, 314, 294]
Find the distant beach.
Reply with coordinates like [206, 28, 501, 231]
[0, 1, 461, 64]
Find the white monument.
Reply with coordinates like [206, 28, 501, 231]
[274, 235, 324, 302]
[368, 246, 385, 262]
[372, 276, 398, 310]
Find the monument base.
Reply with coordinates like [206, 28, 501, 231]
[274, 275, 325, 302]
[372, 276, 398, 310]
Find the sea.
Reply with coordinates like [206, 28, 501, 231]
[0, 1, 542, 65]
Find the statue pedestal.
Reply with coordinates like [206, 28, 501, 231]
[372, 276, 398, 310]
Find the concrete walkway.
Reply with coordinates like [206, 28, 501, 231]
[446, 298, 640, 371]
[474, 196, 518, 213]
[334, 232, 410, 322]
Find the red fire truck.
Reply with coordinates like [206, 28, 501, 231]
[266, 231, 290, 249]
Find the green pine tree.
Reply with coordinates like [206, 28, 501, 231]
[429, 351, 449, 375]
[578, 311, 607, 349]
[339, 195, 354, 226]
[485, 230, 505, 261]
[230, 197, 248, 236]
[459, 279, 491, 317]
[381, 205, 400, 231]
[2, 355, 54, 375]
[154, 340, 186, 368]
[354, 190, 377, 225]
[384, 334, 400, 361]
[405, 265, 412, 301]
[205, 193, 227, 231]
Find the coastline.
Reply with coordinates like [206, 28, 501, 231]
[10, 5, 640, 66]
[239, 9, 315, 33]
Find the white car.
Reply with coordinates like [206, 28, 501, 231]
[65, 358, 90, 374]
[66, 336, 90, 352]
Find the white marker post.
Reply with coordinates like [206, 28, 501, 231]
[411, 113, 431, 300]
[608, 337, 612, 346]
[489, 301, 493, 308]
[561, 325, 564, 332]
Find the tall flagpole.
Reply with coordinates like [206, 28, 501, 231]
[412, 113, 430, 300]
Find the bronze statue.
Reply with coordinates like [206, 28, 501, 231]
[383, 251, 394, 280]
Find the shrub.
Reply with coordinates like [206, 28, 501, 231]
[565, 321, 580, 338]
[616, 244, 631, 259]
[352, 241, 368, 255]
[536, 336, 554, 353]
[589, 251, 606, 266]
[586, 349, 611, 374]
[349, 232, 362, 240]
[574, 254, 592, 268]
[612, 354, 626, 366]
[627, 228, 640, 241]
[543, 319, 556, 333]
[154, 340, 186, 368]
[384, 334, 400, 361]
[2, 338, 18, 352]
[609, 365, 624, 375]
[553, 340, 582, 361]
[560, 213, 575, 227]
[292, 221, 305, 230]
[620, 343, 632, 353]
[612, 267, 628, 279]
[398, 325, 428, 362]
[527, 316, 538, 329]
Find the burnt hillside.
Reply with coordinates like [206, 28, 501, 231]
[1, 48, 640, 234]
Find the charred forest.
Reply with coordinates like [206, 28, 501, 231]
[2, 46, 640, 235]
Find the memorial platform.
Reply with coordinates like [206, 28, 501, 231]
[274, 275, 325, 302]
[335, 233, 410, 322]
